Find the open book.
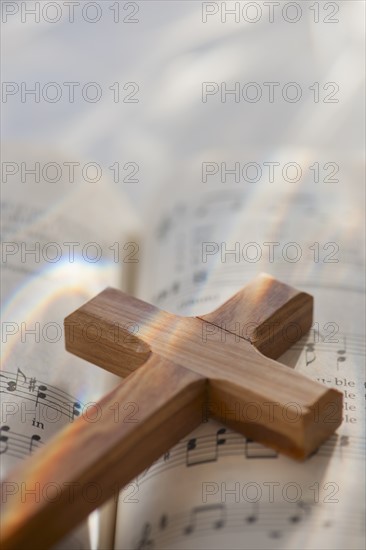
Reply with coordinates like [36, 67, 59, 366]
[1, 139, 364, 549]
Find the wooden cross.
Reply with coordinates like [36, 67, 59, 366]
[1, 274, 342, 550]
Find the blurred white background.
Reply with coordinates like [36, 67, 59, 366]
[2, 1, 364, 212]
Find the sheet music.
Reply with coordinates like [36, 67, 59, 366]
[112, 1, 364, 546]
[115, 147, 365, 548]
[1, 1, 364, 548]
[1, 145, 138, 549]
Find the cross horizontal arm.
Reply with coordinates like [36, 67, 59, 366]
[63, 281, 342, 460]
[0, 358, 206, 550]
[0, 275, 343, 550]
[64, 289, 161, 377]
[206, 344, 343, 459]
[199, 273, 313, 358]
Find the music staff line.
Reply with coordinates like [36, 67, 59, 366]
[0, 368, 83, 422]
[137, 429, 365, 486]
[0, 426, 44, 460]
[202, 268, 366, 296]
[294, 333, 364, 355]
[135, 501, 365, 550]
[159, 272, 366, 310]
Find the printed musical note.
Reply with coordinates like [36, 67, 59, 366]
[136, 523, 154, 550]
[184, 504, 226, 535]
[185, 428, 231, 467]
[292, 331, 364, 360]
[186, 438, 198, 466]
[302, 328, 317, 366]
[288, 501, 309, 524]
[0, 426, 44, 459]
[305, 343, 316, 366]
[141, 431, 349, 486]
[4, 368, 26, 392]
[186, 435, 219, 467]
[135, 429, 363, 488]
[246, 514, 257, 524]
[244, 502, 259, 524]
[139, 499, 365, 548]
[216, 427, 226, 447]
[336, 336, 347, 370]
[29, 434, 41, 454]
[72, 401, 81, 420]
[35, 384, 47, 408]
[1, 369, 84, 423]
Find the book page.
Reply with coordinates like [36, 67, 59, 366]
[115, 2, 365, 550]
[115, 147, 365, 548]
[1, 144, 139, 549]
[113, 3, 364, 547]
[114, 2, 364, 540]
[115, 146, 365, 548]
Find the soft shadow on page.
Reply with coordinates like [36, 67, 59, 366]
[1, 143, 140, 549]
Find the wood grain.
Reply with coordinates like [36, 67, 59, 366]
[0, 273, 343, 549]
[199, 272, 314, 358]
[1, 358, 206, 550]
